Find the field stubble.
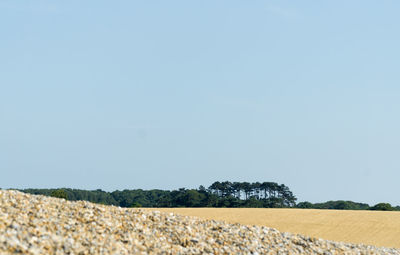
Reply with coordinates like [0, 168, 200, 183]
[147, 208, 400, 249]
[1, 190, 399, 254]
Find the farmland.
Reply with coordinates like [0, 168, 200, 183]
[148, 208, 400, 249]
[2, 190, 400, 254]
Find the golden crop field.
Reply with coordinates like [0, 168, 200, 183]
[144, 208, 400, 248]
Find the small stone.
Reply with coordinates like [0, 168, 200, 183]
[0, 190, 399, 255]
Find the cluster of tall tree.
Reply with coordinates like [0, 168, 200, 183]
[18, 181, 399, 211]
[207, 181, 297, 207]
[20, 180, 296, 208]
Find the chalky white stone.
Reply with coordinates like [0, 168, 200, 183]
[0, 190, 399, 255]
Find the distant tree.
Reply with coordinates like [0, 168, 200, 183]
[21, 180, 297, 209]
[333, 201, 353, 210]
[203, 192, 219, 207]
[130, 202, 142, 208]
[50, 189, 68, 199]
[208, 181, 222, 196]
[297, 201, 314, 209]
[263, 197, 284, 208]
[242, 182, 252, 200]
[244, 197, 262, 208]
[278, 184, 297, 207]
[310, 200, 370, 210]
[181, 189, 206, 207]
[219, 181, 232, 197]
[370, 203, 393, 211]
[231, 182, 242, 199]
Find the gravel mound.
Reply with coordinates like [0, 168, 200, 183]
[0, 190, 399, 255]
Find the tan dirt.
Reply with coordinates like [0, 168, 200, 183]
[144, 208, 400, 249]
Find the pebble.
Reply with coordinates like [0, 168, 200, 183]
[0, 190, 399, 254]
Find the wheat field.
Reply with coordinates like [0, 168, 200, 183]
[144, 208, 400, 248]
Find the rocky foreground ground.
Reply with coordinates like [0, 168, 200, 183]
[0, 190, 399, 255]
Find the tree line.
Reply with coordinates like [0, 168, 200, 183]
[207, 181, 297, 207]
[297, 200, 400, 211]
[18, 180, 400, 211]
[20, 181, 296, 208]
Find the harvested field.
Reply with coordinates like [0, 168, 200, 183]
[1, 190, 400, 254]
[149, 208, 400, 249]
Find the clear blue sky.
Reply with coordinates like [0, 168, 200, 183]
[1, 1, 399, 205]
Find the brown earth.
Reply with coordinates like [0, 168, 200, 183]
[144, 208, 400, 249]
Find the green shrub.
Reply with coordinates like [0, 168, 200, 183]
[370, 203, 393, 211]
[296, 201, 314, 209]
[50, 189, 68, 200]
[130, 202, 142, 208]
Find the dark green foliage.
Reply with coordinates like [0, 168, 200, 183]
[130, 202, 142, 208]
[298, 200, 370, 210]
[111, 189, 169, 207]
[50, 189, 68, 199]
[207, 181, 297, 207]
[296, 200, 400, 211]
[370, 203, 394, 211]
[296, 201, 314, 209]
[19, 183, 399, 211]
[20, 181, 297, 208]
[24, 188, 118, 205]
